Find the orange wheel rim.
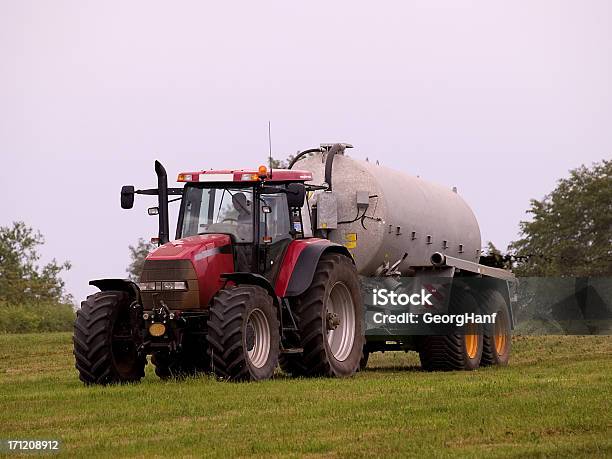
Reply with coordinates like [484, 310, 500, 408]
[494, 312, 507, 356]
[465, 333, 478, 359]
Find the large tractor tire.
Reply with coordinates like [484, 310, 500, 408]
[419, 289, 483, 371]
[289, 253, 365, 377]
[73, 291, 145, 385]
[207, 285, 280, 381]
[480, 289, 512, 366]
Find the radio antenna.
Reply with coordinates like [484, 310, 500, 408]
[268, 121, 273, 178]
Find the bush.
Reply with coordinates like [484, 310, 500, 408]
[0, 301, 75, 333]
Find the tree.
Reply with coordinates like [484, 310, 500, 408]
[0, 221, 72, 304]
[127, 238, 156, 281]
[509, 159, 612, 277]
[480, 242, 513, 270]
[269, 154, 296, 169]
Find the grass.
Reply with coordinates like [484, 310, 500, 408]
[0, 334, 611, 458]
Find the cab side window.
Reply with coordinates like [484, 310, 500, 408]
[260, 194, 291, 242]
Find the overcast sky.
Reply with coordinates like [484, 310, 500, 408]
[1, 0, 610, 303]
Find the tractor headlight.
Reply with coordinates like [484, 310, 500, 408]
[138, 281, 188, 291]
[161, 281, 188, 291]
[138, 281, 158, 291]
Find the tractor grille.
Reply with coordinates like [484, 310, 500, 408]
[139, 259, 201, 310]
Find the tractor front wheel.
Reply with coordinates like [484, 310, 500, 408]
[207, 285, 280, 381]
[73, 291, 145, 385]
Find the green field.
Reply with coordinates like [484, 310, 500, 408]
[1, 334, 611, 458]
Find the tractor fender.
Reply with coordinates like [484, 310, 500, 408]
[276, 239, 353, 297]
[220, 273, 280, 307]
[89, 278, 141, 303]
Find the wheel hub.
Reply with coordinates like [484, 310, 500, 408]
[326, 282, 356, 362]
[326, 311, 341, 330]
[246, 323, 256, 352]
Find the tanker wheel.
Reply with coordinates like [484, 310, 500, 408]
[480, 290, 512, 366]
[207, 285, 280, 381]
[292, 253, 365, 377]
[73, 291, 146, 385]
[418, 289, 483, 371]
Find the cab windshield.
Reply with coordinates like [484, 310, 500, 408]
[180, 185, 293, 244]
[181, 186, 255, 242]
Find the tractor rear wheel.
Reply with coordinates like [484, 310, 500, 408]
[419, 289, 483, 371]
[291, 253, 365, 377]
[73, 291, 145, 385]
[480, 290, 512, 366]
[207, 285, 280, 381]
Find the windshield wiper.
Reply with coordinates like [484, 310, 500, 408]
[213, 189, 240, 223]
[214, 189, 227, 223]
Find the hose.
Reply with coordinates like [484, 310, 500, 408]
[288, 148, 323, 169]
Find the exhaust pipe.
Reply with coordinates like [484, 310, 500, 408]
[430, 252, 446, 267]
[155, 160, 170, 245]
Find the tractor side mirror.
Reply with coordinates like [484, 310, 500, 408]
[121, 185, 135, 209]
[286, 183, 306, 208]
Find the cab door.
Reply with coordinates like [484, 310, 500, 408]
[258, 193, 292, 282]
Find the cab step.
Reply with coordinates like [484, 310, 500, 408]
[280, 347, 303, 354]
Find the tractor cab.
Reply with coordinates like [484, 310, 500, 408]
[175, 166, 311, 279]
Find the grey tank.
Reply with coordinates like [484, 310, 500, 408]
[295, 152, 482, 276]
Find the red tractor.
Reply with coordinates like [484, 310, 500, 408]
[74, 160, 364, 383]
